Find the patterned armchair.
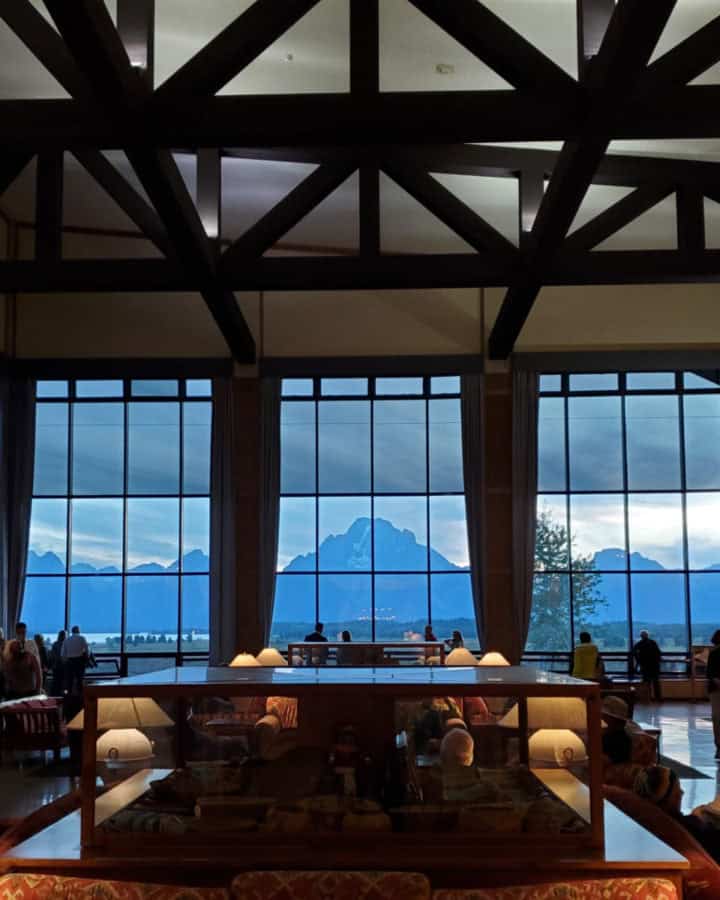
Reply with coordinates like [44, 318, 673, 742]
[231, 871, 430, 900]
[432, 879, 678, 899]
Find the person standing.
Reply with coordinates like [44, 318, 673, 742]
[633, 629, 663, 701]
[62, 625, 89, 695]
[49, 630, 67, 696]
[2, 624, 43, 699]
[706, 630, 720, 761]
[571, 631, 605, 681]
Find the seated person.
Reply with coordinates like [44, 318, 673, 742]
[303, 621, 328, 664]
[601, 697, 633, 765]
[634, 765, 720, 862]
[445, 630, 464, 651]
[439, 727, 501, 804]
[336, 630, 354, 666]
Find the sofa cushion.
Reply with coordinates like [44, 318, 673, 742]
[0, 874, 228, 899]
[432, 878, 678, 899]
[604, 785, 720, 900]
[231, 870, 430, 900]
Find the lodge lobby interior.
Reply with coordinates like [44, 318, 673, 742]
[3, 1, 720, 898]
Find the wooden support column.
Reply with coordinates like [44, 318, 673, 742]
[35, 151, 63, 261]
[483, 371, 516, 660]
[117, 0, 155, 85]
[197, 147, 222, 248]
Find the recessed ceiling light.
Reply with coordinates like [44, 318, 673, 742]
[435, 63, 455, 75]
[284, 53, 294, 63]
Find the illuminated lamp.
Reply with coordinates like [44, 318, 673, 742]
[478, 651, 511, 666]
[499, 697, 588, 731]
[96, 728, 154, 768]
[528, 729, 588, 767]
[256, 648, 288, 666]
[229, 653, 261, 667]
[445, 648, 480, 666]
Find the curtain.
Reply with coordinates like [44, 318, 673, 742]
[0, 375, 36, 636]
[209, 376, 281, 664]
[460, 373, 486, 650]
[511, 368, 539, 663]
[257, 377, 281, 650]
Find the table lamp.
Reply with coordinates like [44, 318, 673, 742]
[499, 697, 588, 731]
[528, 729, 588, 767]
[256, 648, 287, 666]
[478, 651, 510, 666]
[229, 652, 261, 667]
[445, 648, 480, 666]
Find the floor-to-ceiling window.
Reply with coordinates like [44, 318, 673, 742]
[271, 376, 477, 648]
[531, 370, 720, 667]
[22, 378, 212, 660]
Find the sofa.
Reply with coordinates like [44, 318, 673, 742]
[0, 873, 680, 900]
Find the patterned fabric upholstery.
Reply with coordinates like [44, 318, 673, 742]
[265, 697, 298, 730]
[231, 870, 430, 899]
[0, 874, 228, 899]
[432, 878, 678, 899]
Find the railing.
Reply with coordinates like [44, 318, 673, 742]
[287, 641, 446, 665]
[521, 650, 691, 679]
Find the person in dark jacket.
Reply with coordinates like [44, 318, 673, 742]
[633, 630, 663, 701]
[707, 629, 720, 760]
[49, 630, 66, 696]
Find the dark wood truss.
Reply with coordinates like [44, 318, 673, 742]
[2, 0, 720, 359]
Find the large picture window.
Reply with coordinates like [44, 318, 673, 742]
[531, 370, 720, 663]
[22, 379, 212, 657]
[271, 376, 477, 648]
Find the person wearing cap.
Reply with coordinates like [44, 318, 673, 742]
[634, 765, 720, 861]
[633, 630, 663, 702]
[707, 629, 720, 760]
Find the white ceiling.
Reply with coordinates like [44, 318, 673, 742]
[1, 0, 720, 254]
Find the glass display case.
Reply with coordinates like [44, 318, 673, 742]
[78, 666, 604, 863]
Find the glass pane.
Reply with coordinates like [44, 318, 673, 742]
[429, 399, 463, 492]
[282, 379, 313, 397]
[70, 576, 122, 653]
[568, 396, 623, 490]
[37, 381, 68, 398]
[526, 574, 571, 651]
[75, 380, 123, 398]
[686, 493, 720, 570]
[684, 395, 720, 489]
[539, 374, 561, 392]
[374, 400, 426, 492]
[21, 577, 65, 637]
[570, 494, 626, 571]
[281, 401, 316, 493]
[318, 401, 370, 493]
[28, 499, 67, 573]
[126, 498, 180, 571]
[70, 499, 123, 572]
[185, 379, 211, 397]
[72, 402, 124, 495]
[33, 403, 68, 495]
[626, 395, 680, 490]
[376, 377, 423, 395]
[272, 574, 316, 646]
[628, 493, 683, 570]
[538, 397, 566, 491]
[631, 574, 686, 651]
[374, 496, 427, 571]
[690, 574, 720, 645]
[374, 574, 428, 641]
[183, 401, 211, 494]
[131, 380, 179, 396]
[318, 497, 371, 571]
[181, 575, 209, 652]
[535, 495, 569, 571]
[128, 402, 180, 494]
[278, 497, 316, 573]
[321, 378, 367, 396]
[318, 574, 372, 640]
[125, 575, 179, 652]
[182, 497, 209, 572]
[569, 373, 618, 391]
[574, 572, 628, 650]
[626, 373, 675, 390]
[684, 372, 720, 390]
[429, 496, 469, 571]
[431, 376, 460, 394]
[431, 572, 478, 650]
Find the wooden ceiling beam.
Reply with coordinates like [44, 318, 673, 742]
[382, 162, 519, 259]
[35, 151, 63, 262]
[196, 148, 222, 246]
[44, 0, 255, 362]
[408, 0, 577, 95]
[351, 0, 380, 257]
[563, 183, 674, 252]
[676, 186, 706, 256]
[577, 0, 614, 77]
[0, 152, 34, 199]
[222, 163, 357, 266]
[117, 0, 155, 87]
[637, 14, 720, 97]
[154, 0, 322, 101]
[488, 0, 678, 359]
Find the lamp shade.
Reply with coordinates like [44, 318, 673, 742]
[528, 729, 588, 766]
[256, 648, 287, 667]
[499, 697, 588, 731]
[478, 651, 510, 666]
[96, 728, 153, 768]
[67, 697, 174, 731]
[229, 653, 261, 667]
[445, 648, 479, 666]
